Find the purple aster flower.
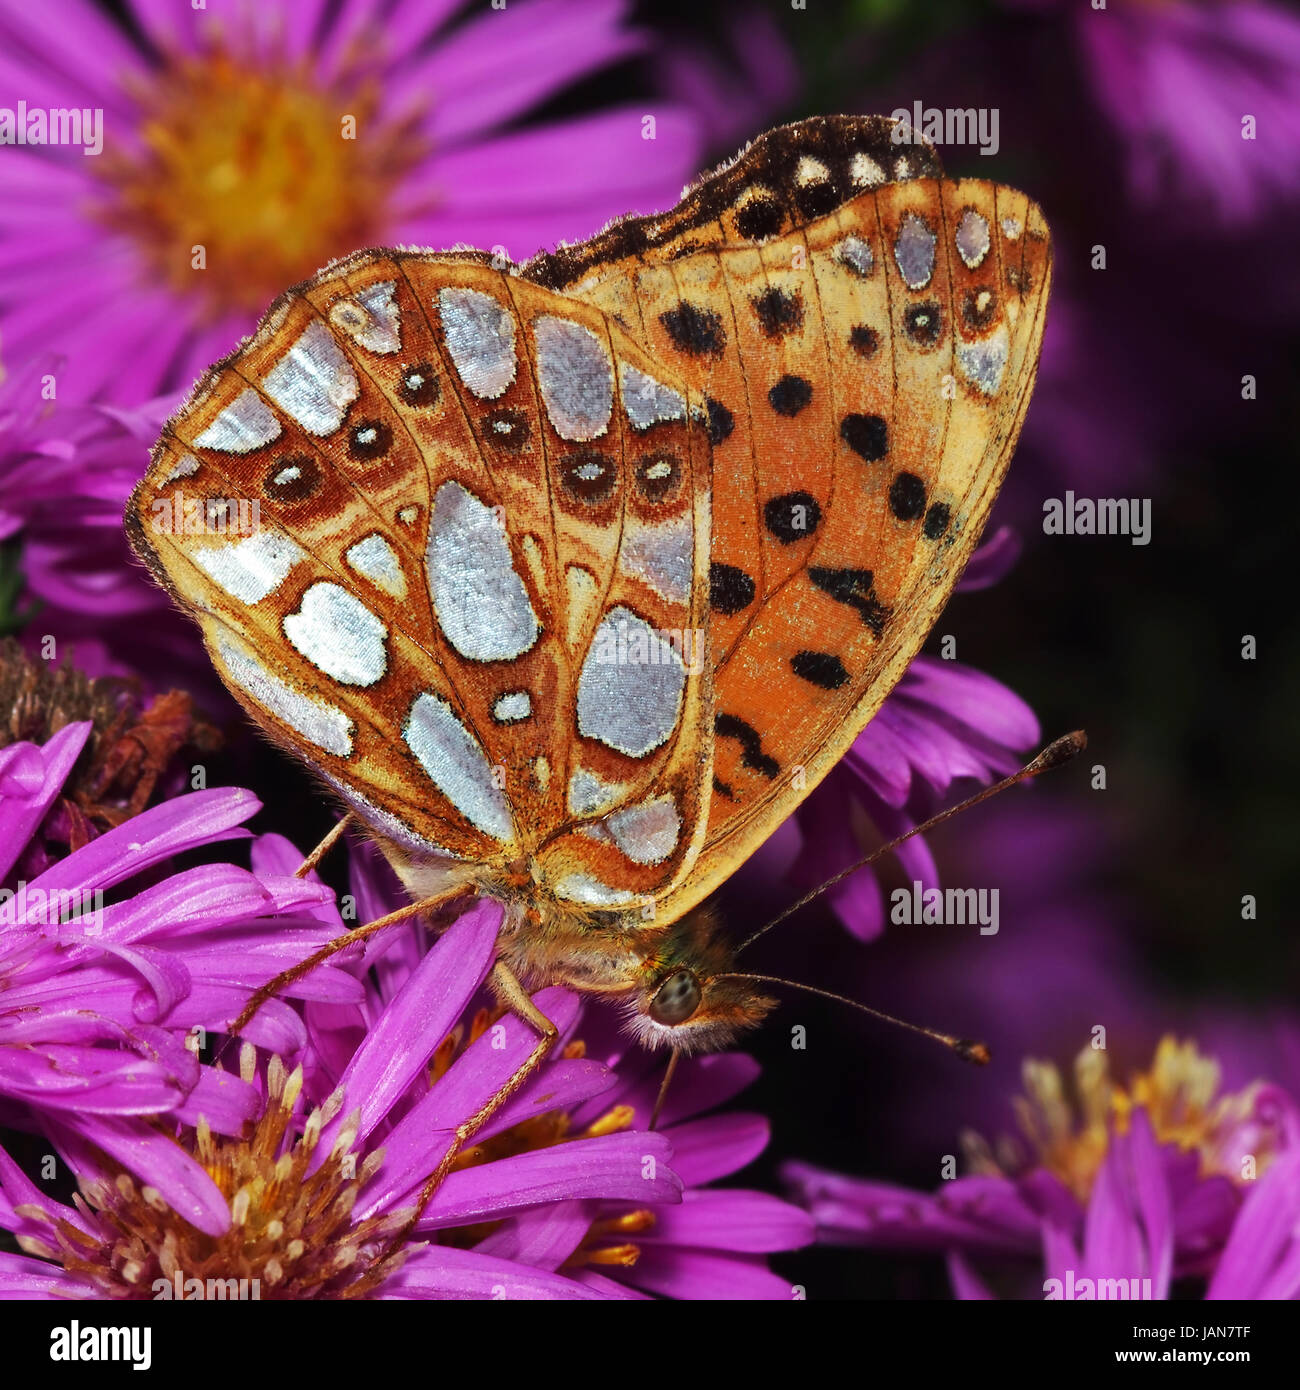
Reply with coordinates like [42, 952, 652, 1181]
[1065, 0, 1300, 225]
[0, 0, 706, 404]
[282, 839, 813, 1299]
[0, 370, 201, 677]
[784, 1036, 1300, 1299]
[0, 721, 365, 1219]
[662, 7, 801, 151]
[1, 887, 810, 1299]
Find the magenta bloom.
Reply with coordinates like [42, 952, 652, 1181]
[285, 839, 812, 1300]
[0, 722, 364, 1220]
[0, 0, 706, 404]
[784, 1037, 1300, 1300]
[0, 369, 191, 675]
[1069, 0, 1300, 225]
[1, 873, 810, 1299]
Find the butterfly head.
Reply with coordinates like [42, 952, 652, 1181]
[625, 907, 776, 1055]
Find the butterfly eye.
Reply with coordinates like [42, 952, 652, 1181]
[649, 970, 702, 1026]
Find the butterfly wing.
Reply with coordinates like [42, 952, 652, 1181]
[525, 116, 1052, 918]
[127, 251, 715, 909]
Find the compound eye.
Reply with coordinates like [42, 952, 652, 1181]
[649, 970, 702, 1026]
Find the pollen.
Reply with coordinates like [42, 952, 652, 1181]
[22, 1051, 411, 1300]
[963, 1036, 1286, 1202]
[91, 43, 429, 314]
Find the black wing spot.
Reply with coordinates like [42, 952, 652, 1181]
[767, 374, 813, 417]
[923, 502, 951, 540]
[890, 472, 927, 521]
[734, 196, 786, 240]
[791, 651, 850, 690]
[904, 301, 942, 348]
[752, 286, 803, 338]
[481, 407, 531, 452]
[264, 453, 321, 503]
[704, 395, 735, 445]
[840, 413, 889, 462]
[764, 490, 821, 543]
[660, 301, 726, 357]
[809, 566, 889, 637]
[397, 362, 440, 408]
[715, 713, 780, 779]
[349, 420, 393, 462]
[710, 562, 757, 615]
[849, 324, 879, 357]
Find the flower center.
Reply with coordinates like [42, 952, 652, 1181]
[92, 44, 430, 315]
[967, 1036, 1287, 1202]
[27, 1057, 407, 1300]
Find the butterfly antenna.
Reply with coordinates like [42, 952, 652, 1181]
[737, 729, 1086, 956]
[649, 1049, 682, 1131]
[717, 973, 990, 1064]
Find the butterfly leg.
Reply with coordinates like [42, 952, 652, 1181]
[227, 885, 476, 1039]
[293, 812, 355, 878]
[387, 961, 559, 1249]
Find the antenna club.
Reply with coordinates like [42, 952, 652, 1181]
[1030, 729, 1087, 773]
[955, 1038, 992, 1065]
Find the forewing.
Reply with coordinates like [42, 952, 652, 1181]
[526, 117, 1052, 918]
[127, 252, 714, 905]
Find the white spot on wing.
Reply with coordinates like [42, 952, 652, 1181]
[216, 635, 352, 756]
[832, 236, 873, 278]
[894, 213, 937, 290]
[160, 453, 199, 485]
[283, 582, 388, 686]
[319, 771, 460, 860]
[577, 607, 685, 758]
[619, 361, 686, 430]
[955, 209, 991, 269]
[438, 287, 516, 399]
[262, 320, 359, 436]
[605, 795, 681, 865]
[534, 315, 614, 442]
[193, 531, 304, 603]
[193, 388, 281, 453]
[427, 481, 539, 661]
[956, 324, 1010, 396]
[567, 767, 625, 817]
[403, 692, 514, 843]
[554, 873, 636, 907]
[330, 280, 401, 354]
[619, 515, 693, 603]
[345, 532, 406, 599]
[849, 151, 885, 187]
[492, 691, 532, 724]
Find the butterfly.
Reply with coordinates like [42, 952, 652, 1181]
[126, 114, 1051, 1077]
